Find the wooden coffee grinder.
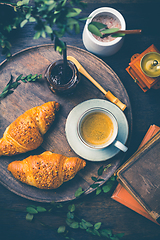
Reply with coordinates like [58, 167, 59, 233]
[126, 44, 160, 92]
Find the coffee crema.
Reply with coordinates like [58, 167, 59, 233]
[80, 111, 114, 146]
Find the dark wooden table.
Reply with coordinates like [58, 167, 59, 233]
[1, 1, 160, 240]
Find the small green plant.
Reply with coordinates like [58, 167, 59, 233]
[0, 73, 42, 99]
[24, 165, 123, 240]
[0, 0, 87, 58]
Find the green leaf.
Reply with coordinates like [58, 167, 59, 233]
[75, 23, 80, 34]
[61, 0, 67, 7]
[90, 183, 99, 189]
[101, 28, 119, 35]
[20, 19, 28, 28]
[8, 90, 14, 95]
[110, 175, 116, 181]
[97, 178, 105, 182]
[55, 46, 62, 54]
[57, 226, 66, 233]
[96, 187, 102, 195]
[81, 219, 93, 228]
[29, 17, 36, 22]
[22, 0, 29, 4]
[16, 74, 23, 81]
[93, 229, 101, 236]
[86, 228, 95, 235]
[41, 30, 46, 38]
[17, 1, 23, 6]
[70, 221, 79, 229]
[104, 164, 111, 171]
[74, 187, 84, 197]
[37, 206, 47, 212]
[38, 74, 42, 79]
[0, 90, 9, 99]
[26, 206, 38, 214]
[66, 218, 73, 226]
[67, 212, 74, 219]
[26, 74, 32, 79]
[67, 18, 78, 26]
[102, 182, 113, 193]
[80, 222, 87, 230]
[10, 82, 20, 89]
[111, 33, 125, 38]
[21, 79, 27, 83]
[98, 166, 104, 176]
[68, 204, 75, 212]
[45, 0, 54, 5]
[26, 74, 32, 81]
[26, 213, 34, 221]
[91, 21, 107, 30]
[45, 25, 53, 34]
[94, 222, 101, 230]
[91, 176, 98, 182]
[48, 3, 56, 11]
[1, 84, 11, 93]
[25, 13, 31, 19]
[38, 5, 48, 12]
[33, 31, 41, 39]
[100, 229, 112, 237]
[88, 23, 102, 37]
[30, 74, 37, 79]
[66, 8, 82, 18]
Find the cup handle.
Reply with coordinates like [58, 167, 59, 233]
[114, 140, 128, 152]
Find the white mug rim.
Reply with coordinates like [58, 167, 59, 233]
[85, 7, 126, 47]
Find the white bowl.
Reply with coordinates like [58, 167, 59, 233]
[82, 7, 126, 56]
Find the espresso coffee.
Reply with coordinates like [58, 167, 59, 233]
[80, 111, 114, 146]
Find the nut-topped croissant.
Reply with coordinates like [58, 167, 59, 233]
[0, 101, 60, 157]
[7, 151, 86, 189]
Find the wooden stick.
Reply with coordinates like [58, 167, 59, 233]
[67, 56, 127, 111]
[115, 29, 142, 34]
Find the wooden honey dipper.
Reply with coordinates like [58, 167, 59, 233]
[67, 56, 127, 111]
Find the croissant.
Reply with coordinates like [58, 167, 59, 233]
[0, 101, 60, 157]
[7, 151, 86, 189]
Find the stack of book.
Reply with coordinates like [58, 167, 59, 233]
[112, 125, 160, 224]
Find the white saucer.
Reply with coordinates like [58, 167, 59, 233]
[65, 99, 129, 161]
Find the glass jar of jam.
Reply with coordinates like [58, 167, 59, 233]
[45, 59, 80, 95]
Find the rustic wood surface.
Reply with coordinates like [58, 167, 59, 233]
[1, 1, 160, 240]
[0, 44, 131, 202]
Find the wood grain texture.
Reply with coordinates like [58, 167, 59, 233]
[0, 44, 132, 202]
[1, 1, 160, 240]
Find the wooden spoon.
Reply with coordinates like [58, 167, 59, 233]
[67, 56, 127, 111]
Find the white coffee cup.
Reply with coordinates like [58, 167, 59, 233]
[77, 107, 128, 152]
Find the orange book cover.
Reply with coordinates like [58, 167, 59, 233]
[111, 124, 160, 224]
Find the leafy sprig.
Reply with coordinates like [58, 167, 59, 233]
[0, 73, 42, 99]
[75, 164, 116, 198]
[25, 165, 123, 239]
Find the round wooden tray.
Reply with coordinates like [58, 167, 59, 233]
[0, 44, 132, 202]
